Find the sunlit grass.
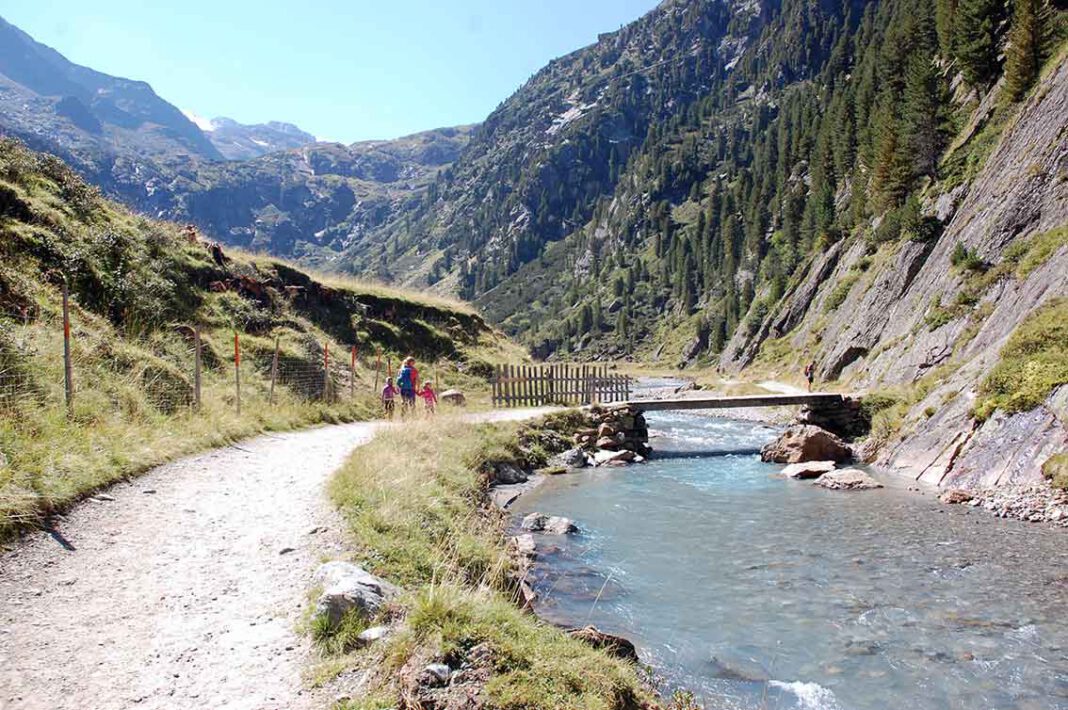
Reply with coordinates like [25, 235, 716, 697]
[323, 418, 654, 709]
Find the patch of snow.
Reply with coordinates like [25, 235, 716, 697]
[182, 109, 215, 132]
[251, 138, 270, 147]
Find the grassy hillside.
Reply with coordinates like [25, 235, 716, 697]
[0, 138, 521, 537]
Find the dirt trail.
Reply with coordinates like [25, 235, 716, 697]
[0, 409, 554, 710]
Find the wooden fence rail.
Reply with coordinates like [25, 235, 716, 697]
[492, 363, 631, 408]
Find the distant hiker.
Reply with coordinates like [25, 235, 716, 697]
[397, 357, 419, 413]
[804, 361, 816, 392]
[420, 381, 438, 415]
[381, 379, 397, 419]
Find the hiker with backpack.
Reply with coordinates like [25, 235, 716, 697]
[397, 356, 419, 414]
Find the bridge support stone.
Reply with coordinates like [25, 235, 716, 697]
[797, 396, 868, 440]
[576, 404, 651, 457]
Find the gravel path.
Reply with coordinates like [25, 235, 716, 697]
[0, 409, 554, 710]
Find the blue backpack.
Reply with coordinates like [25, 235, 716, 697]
[397, 366, 413, 390]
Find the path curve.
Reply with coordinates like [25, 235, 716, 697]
[0, 409, 554, 710]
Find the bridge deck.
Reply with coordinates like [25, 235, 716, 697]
[625, 393, 849, 412]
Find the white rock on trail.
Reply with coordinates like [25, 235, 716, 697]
[313, 561, 400, 626]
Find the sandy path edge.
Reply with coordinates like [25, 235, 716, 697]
[0, 409, 557, 710]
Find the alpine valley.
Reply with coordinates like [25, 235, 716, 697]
[1, 0, 1067, 496]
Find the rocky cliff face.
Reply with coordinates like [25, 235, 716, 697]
[0, 15, 221, 161]
[722, 59, 1068, 490]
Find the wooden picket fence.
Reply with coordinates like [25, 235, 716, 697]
[492, 363, 631, 408]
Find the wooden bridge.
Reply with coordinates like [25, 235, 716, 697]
[625, 392, 852, 412]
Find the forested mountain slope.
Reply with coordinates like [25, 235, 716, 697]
[358, 0, 1066, 490]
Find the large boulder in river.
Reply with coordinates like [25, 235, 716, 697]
[814, 468, 883, 491]
[521, 512, 578, 535]
[761, 425, 852, 464]
[781, 460, 837, 479]
[313, 561, 400, 626]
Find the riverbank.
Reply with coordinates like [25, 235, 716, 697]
[314, 415, 665, 709]
[511, 409, 1068, 709]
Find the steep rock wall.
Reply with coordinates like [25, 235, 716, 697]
[723, 59, 1068, 489]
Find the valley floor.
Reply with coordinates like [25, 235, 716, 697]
[0, 410, 550, 710]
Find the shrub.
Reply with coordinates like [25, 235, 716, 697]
[1042, 453, 1068, 490]
[975, 298, 1068, 419]
[950, 242, 985, 271]
[824, 273, 860, 313]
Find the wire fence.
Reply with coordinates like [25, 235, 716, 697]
[0, 286, 393, 422]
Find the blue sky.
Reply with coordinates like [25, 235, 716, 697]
[4, 0, 660, 143]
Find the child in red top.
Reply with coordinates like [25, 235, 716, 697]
[420, 381, 438, 415]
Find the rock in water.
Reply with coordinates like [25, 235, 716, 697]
[781, 460, 837, 479]
[593, 449, 636, 465]
[568, 626, 640, 662]
[939, 489, 974, 504]
[551, 447, 588, 468]
[313, 561, 399, 626]
[814, 468, 884, 491]
[761, 425, 852, 463]
[520, 512, 578, 535]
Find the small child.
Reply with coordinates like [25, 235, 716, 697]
[381, 379, 397, 420]
[420, 381, 438, 415]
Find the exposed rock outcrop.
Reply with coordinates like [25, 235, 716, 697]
[724, 57, 1068, 499]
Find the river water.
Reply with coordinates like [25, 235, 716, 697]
[512, 392, 1068, 710]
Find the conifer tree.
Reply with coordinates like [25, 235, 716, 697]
[954, 0, 1003, 86]
[1004, 0, 1052, 102]
[936, 0, 959, 56]
[902, 51, 944, 178]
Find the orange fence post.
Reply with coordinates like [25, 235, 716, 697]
[323, 342, 330, 401]
[269, 335, 279, 405]
[61, 281, 73, 416]
[193, 326, 202, 411]
[374, 348, 382, 392]
[350, 344, 357, 399]
[234, 331, 241, 415]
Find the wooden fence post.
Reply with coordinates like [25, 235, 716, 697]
[269, 336, 279, 405]
[61, 281, 73, 416]
[193, 326, 202, 411]
[350, 345, 357, 399]
[323, 342, 330, 401]
[374, 349, 382, 392]
[233, 331, 241, 415]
